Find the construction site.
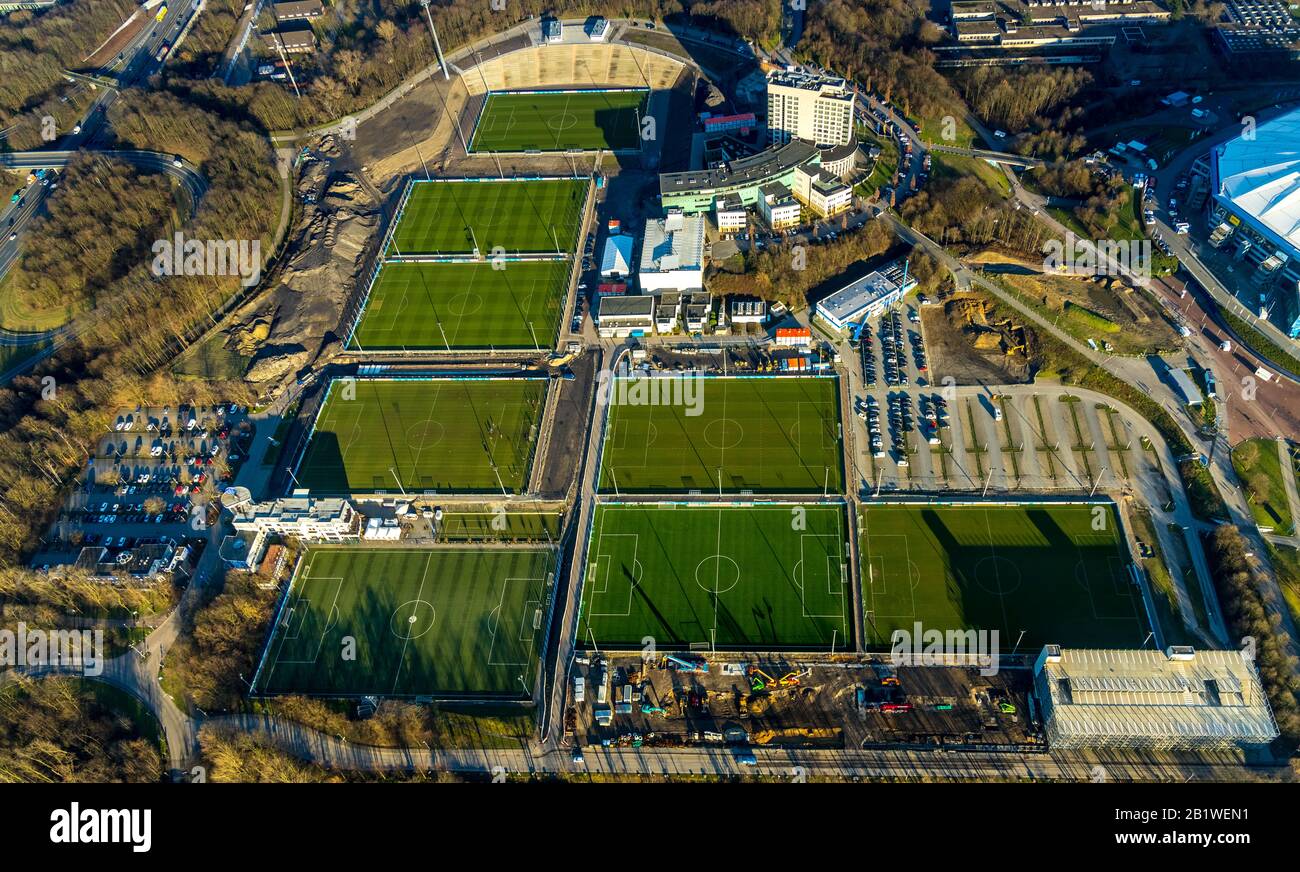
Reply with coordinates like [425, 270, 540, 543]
[566, 654, 1037, 752]
[922, 292, 1038, 385]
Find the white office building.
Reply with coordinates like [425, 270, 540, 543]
[766, 70, 856, 148]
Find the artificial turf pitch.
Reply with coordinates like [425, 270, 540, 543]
[470, 90, 647, 152]
[252, 546, 555, 698]
[350, 260, 570, 350]
[579, 504, 851, 650]
[598, 376, 844, 494]
[296, 378, 546, 495]
[859, 503, 1148, 650]
[388, 178, 587, 256]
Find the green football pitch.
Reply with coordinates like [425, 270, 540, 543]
[252, 546, 555, 698]
[598, 376, 844, 494]
[579, 504, 851, 650]
[350, 260, 570, 350]
[296, 378, 546, 495]
[436, 511, 562, 542]
[470, 90, 647, 152]
[388, 178, 587, 256]
[859, 503, 1148, 650]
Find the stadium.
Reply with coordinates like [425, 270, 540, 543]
[1210, 105, 1300, 337]
[468, 88, 648, 153]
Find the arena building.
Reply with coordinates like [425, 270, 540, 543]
[1209, 105, 1300, 337]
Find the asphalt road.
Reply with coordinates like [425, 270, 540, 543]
[0, 0, 201, 285]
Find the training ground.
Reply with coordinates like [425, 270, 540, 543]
[469, 89, 647, 153]
[251, 545, 556, 699]
[384, 177, 587, 257]
[598, 375, 844, 495]
[293, 377, 546, 496]
[859, 501, 1150, 651]
[349, 260, 570, 351]
[578, 503, 852, 651]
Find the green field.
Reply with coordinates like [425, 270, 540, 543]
[599, 376, 843, 494]
[351, 260, 570, 350]
[471, 90, 647, 152]
[253, 546, 555, 698]
[436, 511, 563, 542]
[296, 378, 546, 495]
[579, 504, 851, 650]
[388, 178, 587, 256]
[1230, 437, 1294, 534]
[859, 503, 1148, 650]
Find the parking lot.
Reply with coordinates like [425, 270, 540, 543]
[46, 402, 254, 552]
[844, 304, 1172, 500]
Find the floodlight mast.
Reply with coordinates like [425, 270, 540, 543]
[419, 0, 450, 80]
[270, 33, 302, 99]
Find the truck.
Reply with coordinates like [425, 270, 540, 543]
[155, 5, 168, 21]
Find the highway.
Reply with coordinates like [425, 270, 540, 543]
[0, 0, 201, 280]
[0, 0, 204, 372]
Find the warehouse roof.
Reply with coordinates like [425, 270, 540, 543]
[1035, 646, 1279, 744]
[639, 212, 705, 273]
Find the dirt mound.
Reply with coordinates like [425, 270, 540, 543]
[217, 140, 381, 392]
[923, 293, 1035, 386]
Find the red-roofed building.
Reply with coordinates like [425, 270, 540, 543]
[703, 112, 756, 135]
[775, 326, 812, 348]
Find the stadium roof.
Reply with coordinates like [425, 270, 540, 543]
[1215, 106, 1300, 253]
[1035, 647, 1279, 745]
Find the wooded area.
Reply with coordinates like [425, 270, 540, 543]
[7, 155, 175, 312]
[901, 176, 1052, 255]
[1204, 526, 1300, 746]
[708, 217, 895, 307]
[163, 570, 279, 712]
[0, 675, 161, 782]
[0, 86, 273, 567]
[0, 0, 137, 149]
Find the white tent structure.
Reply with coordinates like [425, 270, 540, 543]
[600, 235, 633, 279]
